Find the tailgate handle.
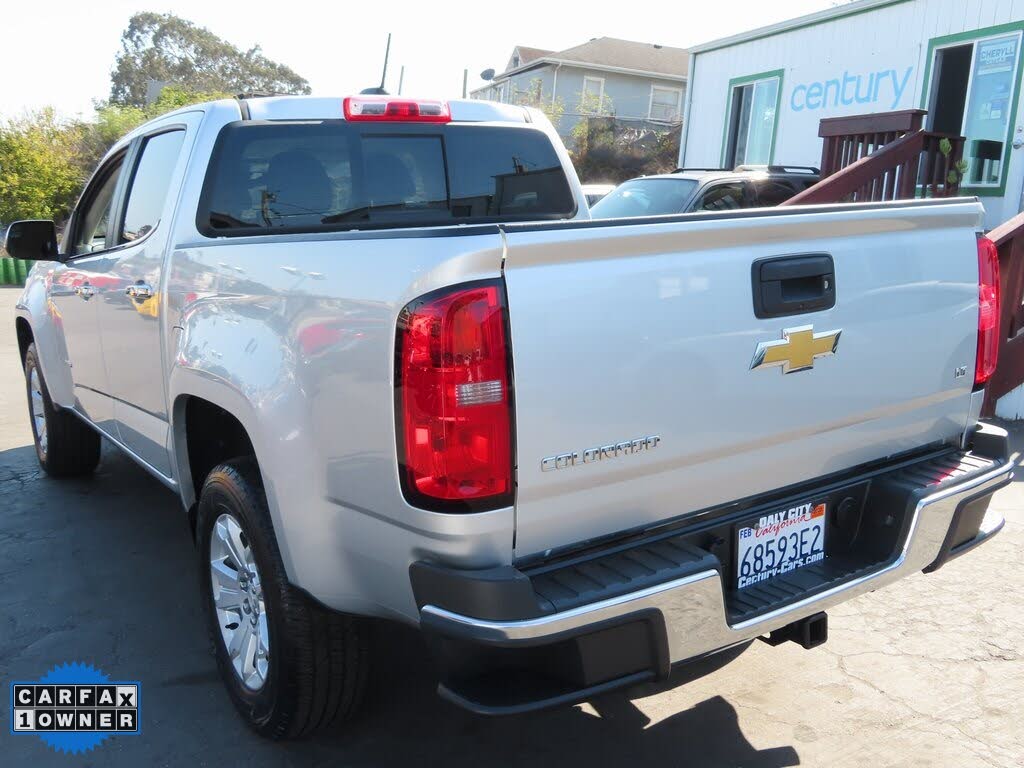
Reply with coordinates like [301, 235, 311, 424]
[752, 254, 835, 319]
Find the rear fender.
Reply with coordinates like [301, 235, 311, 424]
[169, 297, 314, 582]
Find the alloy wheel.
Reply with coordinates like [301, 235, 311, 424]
[29, 367, 47, 455]
[209, 512, 271, 690]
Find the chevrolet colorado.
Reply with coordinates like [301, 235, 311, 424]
[5, 94, 1012, 738]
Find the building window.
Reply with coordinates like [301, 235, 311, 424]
[581, 76, 606, 114]
[649, 85, 683, 122]
[925, 25, 1023, 194]
[494, 82, 508, 103]
[723, 71, 783, 169]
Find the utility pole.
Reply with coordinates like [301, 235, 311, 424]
[462, 69, 468, 98]
[398, 65, 405, 96]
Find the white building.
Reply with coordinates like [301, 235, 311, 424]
[679, 0, 1024, 228]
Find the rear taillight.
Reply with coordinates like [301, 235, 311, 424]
[344, 96, 451, 123]
[975, 235, 1001, 387]
[396, 281, 513, 510]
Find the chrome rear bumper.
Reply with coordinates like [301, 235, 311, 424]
[415, 427, 1012, 714]
[423, 459, 1010, 656]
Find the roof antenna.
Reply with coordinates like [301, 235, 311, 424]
[360, 33, 392, 95]
[380, 33, 392, 91]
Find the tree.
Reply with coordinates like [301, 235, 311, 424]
[78, 85, 231, 174]
[0, 110, 84, 223]
[109, 12, 310, 107]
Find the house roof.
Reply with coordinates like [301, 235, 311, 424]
[514, 46, 553, 65]
[552, 37, 689, 77]
[486, 37, 689, 85]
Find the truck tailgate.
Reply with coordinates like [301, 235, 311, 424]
[502, 200, 984, 559]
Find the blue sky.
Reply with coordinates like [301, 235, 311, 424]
[2, 0, 838, 119]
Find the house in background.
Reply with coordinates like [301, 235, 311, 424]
[471, 37, 689, 142]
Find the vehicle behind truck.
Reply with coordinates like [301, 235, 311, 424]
[6, 94, 1011, 738]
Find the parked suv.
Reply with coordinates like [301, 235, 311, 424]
[589, 165, 820, 218]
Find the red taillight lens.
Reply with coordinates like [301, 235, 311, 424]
[975, 235, 1001, 386]
[344, 96, 451, 123]
[396, 282, 513, 509]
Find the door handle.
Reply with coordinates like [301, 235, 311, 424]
[752, 254, 836, 319]
[74, 284, 95, 300]
[126, 282, 153, 300]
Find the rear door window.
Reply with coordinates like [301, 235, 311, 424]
[199, 122, 576, 234]
[692, 182, 749, 212]
[120, 130, 186, 242]
[752, 180, 800, 207]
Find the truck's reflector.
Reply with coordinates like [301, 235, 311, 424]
[975, 236, 1000, 387]
[396, 282, 513, 510]
[344, 96, 451, 123]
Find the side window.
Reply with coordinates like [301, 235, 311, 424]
[753, 180, 798, 207]
[120, 130, 186, 243]
[694, 182, 748, 212]
[70, 157, 125, 256]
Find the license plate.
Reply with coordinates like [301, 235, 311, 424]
[736, 501, 827, 589]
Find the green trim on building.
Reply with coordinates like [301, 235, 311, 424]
[920, 21, 1024, 199]
[693, 0, 913, 56]
[720, 69, 786, 168]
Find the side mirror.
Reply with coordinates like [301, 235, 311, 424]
[3, 220, 59, 261]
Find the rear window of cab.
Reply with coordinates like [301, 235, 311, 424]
[197, 121, 577, 235]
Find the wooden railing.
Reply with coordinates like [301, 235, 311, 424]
[982, 211, 1024, 416]
[817, 109, 925, 177]
[781, 109, 965, 206]
[784, 129, 965, 206]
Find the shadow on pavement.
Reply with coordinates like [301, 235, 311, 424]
[0, 440, 800, 767]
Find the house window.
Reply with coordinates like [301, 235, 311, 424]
[494, 82, 508, 103]
[649, 85, 682, 122]
[581, 76, 606, 114]
[723, 71, 783, 169]
[925, 25, 1023, 193]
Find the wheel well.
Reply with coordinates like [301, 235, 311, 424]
[15, 318, 33, 367]
[183, 397, 256, 520]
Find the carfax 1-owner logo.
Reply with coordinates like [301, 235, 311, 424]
[9, 662, 141, 755]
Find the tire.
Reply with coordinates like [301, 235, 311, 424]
[23, 343, 100, 476]
[196, 459, 369, 739]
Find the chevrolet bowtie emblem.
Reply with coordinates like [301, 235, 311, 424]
[750, 325, 842, 374]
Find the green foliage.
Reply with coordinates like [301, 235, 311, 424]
[570, 117, 681, 184]
[575, 89, 613, 118]
[1, 12, 308, 227]
[110, 12, 310, 107]
[0, 109, 84, 222]
[511, 78, 565, 128]
[938, 136, 970, 188]
[570, 91, 616, 151]
[79, 85, 232, 174]
[0, 87, 234, 225]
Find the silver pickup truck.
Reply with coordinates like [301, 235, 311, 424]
[6, 94, 1012, 739]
